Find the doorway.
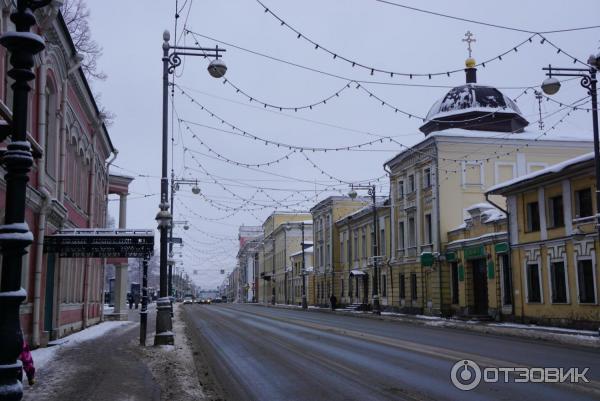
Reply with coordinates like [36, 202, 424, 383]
[44, 254, 55, 333]
[471, 258, 488, 315]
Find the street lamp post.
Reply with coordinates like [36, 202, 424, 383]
[169, 178, 199, 297]
[349, 185, 381, 315]
[301, 222, 308, 309]
[0, 1, 54, 399]
[541, 54, 600, 241]
[155, 30, 226, 346]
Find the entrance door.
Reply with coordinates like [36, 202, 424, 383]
[471, 258, 488, 315]
[44, 254, 56, 333]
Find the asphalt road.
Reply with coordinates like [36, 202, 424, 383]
[183, 304, 600, 401]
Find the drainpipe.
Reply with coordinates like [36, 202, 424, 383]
[31, 58, 49, 347]
[485, 193, 515, 318]
[100, 149, 118, 322]
[433, 151, 443, 316]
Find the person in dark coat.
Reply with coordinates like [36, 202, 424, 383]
[330, 294, 337, 310]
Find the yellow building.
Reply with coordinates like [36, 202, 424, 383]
[488, 153, 599, 329]
[445, 203, 509, 319]
[310, 196, 369, 306]
[258, 212, 311, 304]
[336, 200, 391, 309]
[384, 59, 593, 316]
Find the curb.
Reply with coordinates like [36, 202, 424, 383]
[249, 302, 600, 349]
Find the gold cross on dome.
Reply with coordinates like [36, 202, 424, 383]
[462, 31, 476, 58]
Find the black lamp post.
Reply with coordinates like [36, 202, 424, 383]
[0, 1, 53, 399]
[541, 54, 600, 241]
[155, 30, 226, 346]
[301, 222, 308, 309]
[349, 185, 381, 315]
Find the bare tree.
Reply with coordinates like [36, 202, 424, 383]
[61, 0, 106, 81]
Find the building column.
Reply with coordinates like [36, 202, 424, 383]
[112, 192, 129, 320]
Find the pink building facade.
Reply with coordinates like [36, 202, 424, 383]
[0, 4, 116, 346]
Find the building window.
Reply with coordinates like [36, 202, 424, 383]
[347, 237, 351, 264]
[575, 188, 593, 218]
[500, 254, 512, 306]
[577, 259, 596, 303]
[382, 275, 387, 297]
[399, 273, 405, 299]
[379, 227, 385, 256]
[526, 201, 540, 232]
[550, 261, 567, 303]
[410, 273, 417, 300]
[408, 175, 415, 193]
[547, 195, 564, 228]
[408, 217, 416, 247]
[398, 221, 405, 251]
[341, 279, 344, 298]
[451, 262, 459, 304]
[361, 228, 366, 259]
[353, 233, 358, 261]
[326, 244, 330, 267]
[526, 263, 541, 303]
[398, 180, 404, 198]
[424, 214, 432, 244]
[340, 238, 345, 264]
[464, 161, 483, 186]
[44, 84, 58, 178]
[423, 168, 431, 188]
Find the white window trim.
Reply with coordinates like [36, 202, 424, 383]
[546, 255, 570, 304]
[397, 179, 405, 199]
[461, 161, 484, 187]
[574, 254, 597, 305]
[524, 260, 543, 304]
[494, 161, 516, 185]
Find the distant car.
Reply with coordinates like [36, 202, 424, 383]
[212, 298, 222, 304]
[183, 296, 193, 304]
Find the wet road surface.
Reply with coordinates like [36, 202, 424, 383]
[183, 304, 600, 401]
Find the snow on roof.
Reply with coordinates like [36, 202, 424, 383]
[487, 152, 594, 194]
[289, 246, 314, 258]
[385, 128, 592, 167]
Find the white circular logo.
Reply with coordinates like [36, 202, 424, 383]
[451, 359, 482, 391]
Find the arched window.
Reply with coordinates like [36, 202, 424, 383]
[44, 80, 58, 177]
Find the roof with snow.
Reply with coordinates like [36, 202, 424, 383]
[420, 83, 528, 135]
[290, 246, 314, 258]
[487, 152, 594, 194]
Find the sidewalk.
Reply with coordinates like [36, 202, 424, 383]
[257, 303, 600, 348]
[23, 303, 207, 401]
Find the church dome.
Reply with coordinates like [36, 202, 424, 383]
[419, 64, 529, 135]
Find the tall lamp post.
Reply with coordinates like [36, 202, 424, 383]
[541, 54, 600, 240]
[155, 30, 226, 346]
[169, 178, 198, 295]
[349, 185, 381, 315]
[0, 1, 55, 399]
[301, 222, 308, 309]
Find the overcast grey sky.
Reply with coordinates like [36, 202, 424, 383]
[88, 0, 599, 289]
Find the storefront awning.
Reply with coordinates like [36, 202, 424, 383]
[350, 269, 366, 276]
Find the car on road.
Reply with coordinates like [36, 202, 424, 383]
[183, 296, 193, 304]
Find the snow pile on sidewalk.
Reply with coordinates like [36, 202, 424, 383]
[140, 304, 207, 401]
[32, 321, 133, 370]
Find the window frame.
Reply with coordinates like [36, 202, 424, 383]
[525, 262, 543, 303]
[548, 258, 569, 304]
[576, 257, 597, 304]
[526, 201, 541, 232]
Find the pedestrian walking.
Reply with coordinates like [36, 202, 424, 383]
[18, 337, 35, 386]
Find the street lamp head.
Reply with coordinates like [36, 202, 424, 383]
[191, 185, 201, 195]
[163, 30, 171, 43]
[589, 54, 600, 69]
[348, 189, 358, 199]
[208, 58, 227, 78]
[541, 77, 561, 95]
[183, 224, 190, 231]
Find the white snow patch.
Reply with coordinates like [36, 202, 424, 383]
[31, 320, 133, 370]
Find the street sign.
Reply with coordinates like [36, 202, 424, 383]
[44, 229, 154, 258]
[420, 252, 434, 267]
[169, 237, 183, 244]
